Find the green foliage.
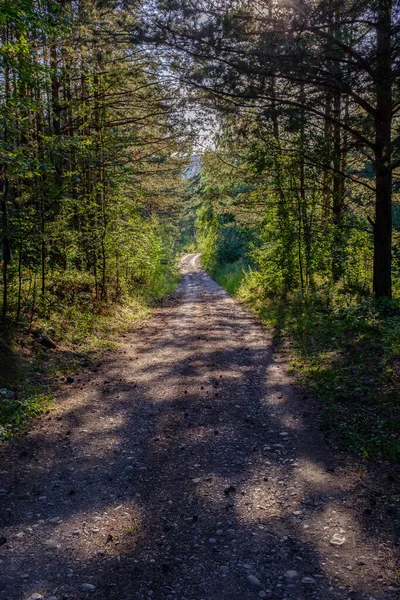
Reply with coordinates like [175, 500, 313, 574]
[283, 297, 400, 462]
[211, 260, 247, 295]
[193, 125, 400, 463]
[0, 1, 187, 440]
[0, 0, 188, 326]
[0, 388, 53, 443]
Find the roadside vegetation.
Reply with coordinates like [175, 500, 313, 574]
[0, 261, 180, 442]
[142, 0, 400, 464]
[1, 0, 400, 465]
[191, 145, 400, 462]
[0, 1, 186, 440]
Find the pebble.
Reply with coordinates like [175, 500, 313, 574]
[192, 478, 201, 483]
[220, 566, 229, 574]
[284, 570, 299, 581]
[209, 538, 217, 544]
[302, 576, 316, 584]
[247, 575, 261, 586]
[125, 465, 134, 472]
[27, 595, 43, 600]
[80, 583, 96, 592]
[330, 533, 346, 546]
[44, 539, 60, 550]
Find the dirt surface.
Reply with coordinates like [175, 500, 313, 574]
[0, 254, 399, 600]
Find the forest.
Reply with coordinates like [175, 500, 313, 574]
[0, 2, 400, 600]
[1, 2, 400, 449]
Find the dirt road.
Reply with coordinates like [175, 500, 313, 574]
[0, 255, 398, 600]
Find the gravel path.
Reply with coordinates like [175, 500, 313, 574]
[0, 254, 398, 600]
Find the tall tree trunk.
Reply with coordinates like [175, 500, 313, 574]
[373, 0, 393, 298]
[331, 2, 345, 282]
[322, 92, 332, 222]
[1, 170, 10, 320]
[299, 83, 310, 288]
[1, 26, 11, 320]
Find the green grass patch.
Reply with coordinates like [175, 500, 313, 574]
[211, 260, 248, 295]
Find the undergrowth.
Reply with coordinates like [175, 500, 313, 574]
[210, 260, 400, 462]
[0, 269, 179, 443]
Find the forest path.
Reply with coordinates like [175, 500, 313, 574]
[0, 255, 398, 600]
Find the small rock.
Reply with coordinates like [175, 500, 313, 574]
[302, 576, 316, 584]
[80, 584, 96, 592]
[209, 538, 217, 544]
[330, 533, 346, 546]
[284, 570, 299, 581]
[125, 466, 134, 472]
[247, 575, 261, 586]
[44, 539, 60, 550]
[27, 594, 44, 600]
[192, 478, 201, 483]
[220, 566, 229, 574]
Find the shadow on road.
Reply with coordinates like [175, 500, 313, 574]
[0, 263, 398, 600]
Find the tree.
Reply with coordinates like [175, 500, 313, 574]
[143, 0, 400, 296]
[0, 0, 189, 322]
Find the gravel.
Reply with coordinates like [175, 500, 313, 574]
[0, 254, 397, 600]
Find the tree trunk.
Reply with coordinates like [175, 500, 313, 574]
[1, 30, 11, 321]
[373, 0, 392, 298]
[1, 170, 10, 320]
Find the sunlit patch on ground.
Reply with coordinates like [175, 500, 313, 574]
[0, 255, 398, 600]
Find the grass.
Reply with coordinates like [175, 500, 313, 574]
[0, 268, 180, 443]
[212, 260, 248, 295]
[210, 260, 400, 462]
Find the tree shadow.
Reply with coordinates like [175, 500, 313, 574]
[0, 269, 398, 600]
